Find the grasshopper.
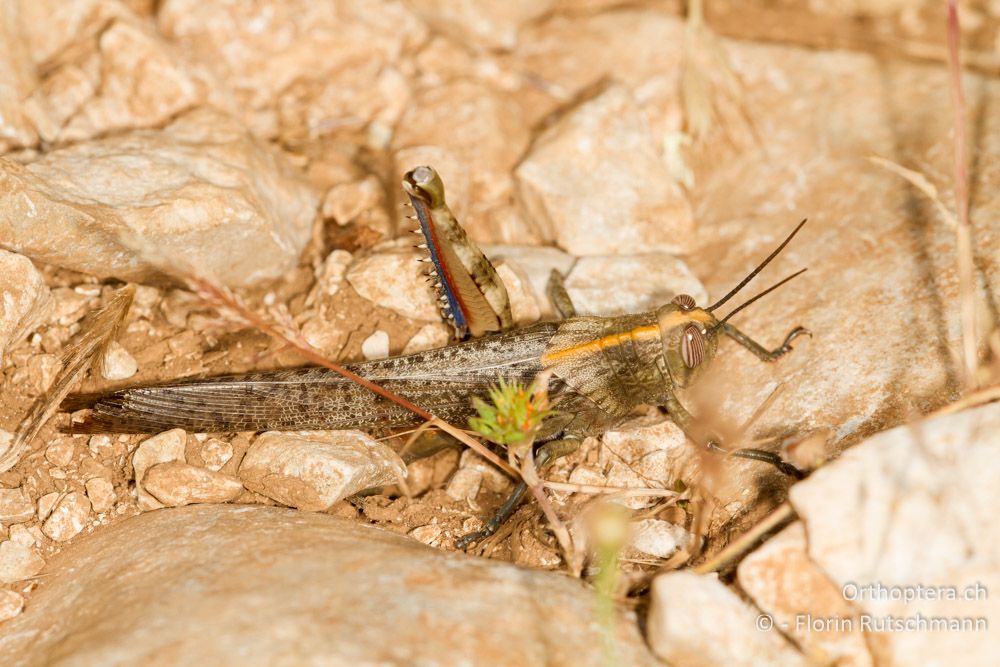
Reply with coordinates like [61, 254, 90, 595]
[62, 166, 810, 544]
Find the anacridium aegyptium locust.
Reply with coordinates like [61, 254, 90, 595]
[61, 166, 810, 544]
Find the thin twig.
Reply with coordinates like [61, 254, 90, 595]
[694, 501, 796, 574]
[946, 1, 979, 390]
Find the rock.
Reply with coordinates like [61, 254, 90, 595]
[0, 108, 317, 287]
[143, 462, 243, 507]
[0, 589, 24, 623]
[394, 145, 471, 222]
[36, 492, 58, 522]
[407, 523, 443, 546]
[132, 429, 187, 512]
[457, 449, 511, 493]
[0, 250, 51, 363]
[198, 438, 233, 472]
[0, 505, 659, 665]
[84, 478, 115, 514]
[41, 492, 91, 542]
[346, 245, 439, 322]
[445, 467, 482, 502]
[563, 254, 708, 316]
[647, 571, 809, 667]
[402, 323, 451, 354]
[787, 403, 1000, 667]
[0, 487, 34, 525]
[158, 0, 425, 141]
[44, 439, 75, 468]
[494, 261, 540, 326]
[738, 522, 873, 667]
[394, 80, 536, 244]
[100, 341, 138, 380]
[679, 45, 1000, 456]
[596, 413, 697, 509]
[29, 16, 214, 144]
[240, 431, 406, 511]
[628, 519, 689, 560]
[404, 0, 552, 51]
[87, 435, 113, 457]
[483, 245, 576, 319]
[321, 177, 390, 240]
[360, 330, 390, 360]
[515, 85, 693, 255]
[0, 540, 44, 584]
[0, 1, 39, 151]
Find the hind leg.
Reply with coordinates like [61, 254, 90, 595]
[455, 436, 582, 548]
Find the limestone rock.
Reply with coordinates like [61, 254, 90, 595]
[158, 0, 426, 141]
[738, 522, 873, 667]
[132, 429, 187, 512]
[647, 571, 809, 667]
[361, 330, 390, 360]
[0, 250, 51, 363]
[143, 462, 243, 507]
[628, 519, 689, 560]
[0, 109, 317, 287]
[29, 17, 214, 144]
[516, 85, 692, 255]
[495, 260, 541, 326]
[402, 323, 450, 354]
[198, 438, 233, 472]
[563, 254, 708, 316]
[0, 589, 23, 623]
[84, 478, 115, 514]
[0, 487, 34, 525]
[100, 341, 138, 381]
[44, 439, 75, 468]
[483, 245, 576, 319]
[41, 492, 91, 542]
[0, 2, 39, 151]
[0, 540, 44, 584]
[403, 0, 552, 51]
[680, 45, 1000, 455]
[0, 505, 659, 665]
[240, 431, 406, 511]
[395, 80, 535, 244]
[788, 403, 1000, 667]
[346, 245, 439, 322]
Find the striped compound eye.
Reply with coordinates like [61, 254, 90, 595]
[672, 294, 697, 311]
[681, 324, 707, 369]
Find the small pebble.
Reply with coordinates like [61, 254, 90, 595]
[408, 524, 443, 546]
[42, 492, 91, 542]
[132, 429, 187, 511]
[240, 431, 406, 511]
[45, 439, 76, 468]
[36, 492, 59, 522]
[445, 467, 483, 502]
[402, 324, 450, 354]
[0, 488, 34, 525]
[629, 519, 690, 559]
[88, 435, 113, 456]
[0, 589, 24, 622]
[0, 540, 45, 584]
[101, 341, 138, 380]
[361, 330, 390, 360]
[200, 438, 233, 471]
[142, 462, 243, 507]
[85, 478, 116, 513]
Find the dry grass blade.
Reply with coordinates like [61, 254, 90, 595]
[868, 156, 957, 228]
[694, 501, 796, 574]
[946, 1, 979, 391]
[2, 286, 135, 473]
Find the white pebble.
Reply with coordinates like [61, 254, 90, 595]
[85, 478, 116, 513]
[361, 330, 390, 360]
[132, 429, 187, 511]
[0, 589, 24, 622]
[101, 341, 138, 380]
[42, 492, 91, 542]
[0, 540, 45, 584]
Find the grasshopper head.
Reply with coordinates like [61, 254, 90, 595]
[655, 295, 720, 388]
[402, 166, 446, 208]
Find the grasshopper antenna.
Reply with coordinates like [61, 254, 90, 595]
[719, 268, 808, 324]
[706, 218, 808, 312]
